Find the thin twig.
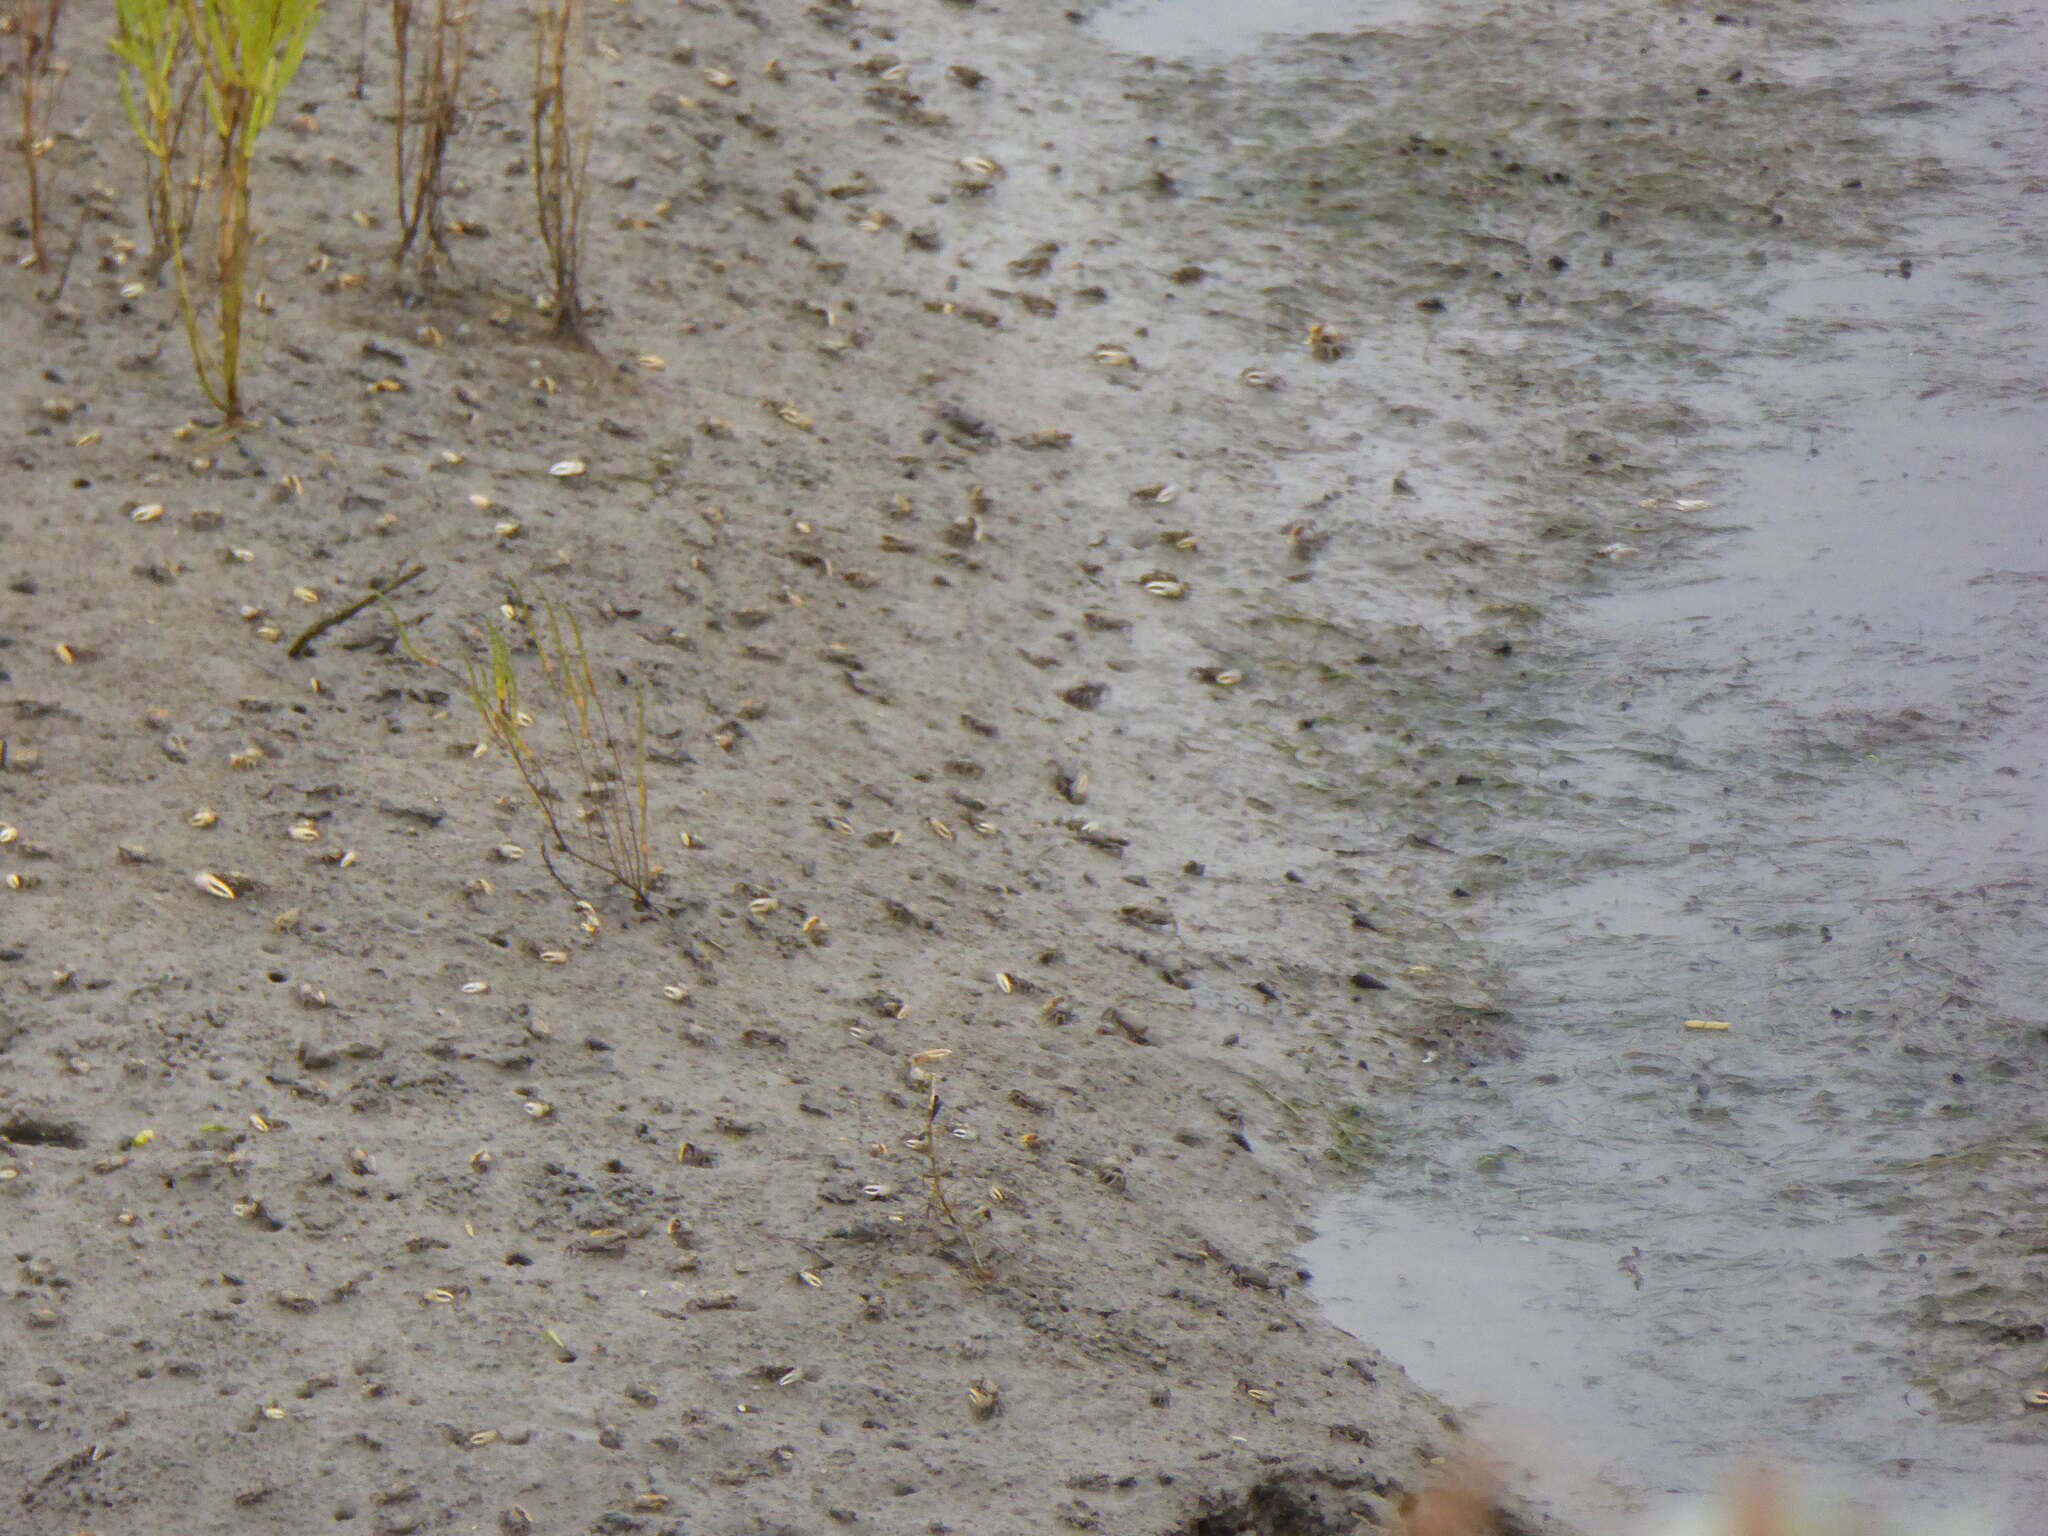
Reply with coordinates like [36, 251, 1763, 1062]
[287, 562, 425, 657]
[534, 839, 578, 904]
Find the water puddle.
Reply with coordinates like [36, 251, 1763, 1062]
[1296, 2, 2048, 1529]
[1092, 0, 1426, 58]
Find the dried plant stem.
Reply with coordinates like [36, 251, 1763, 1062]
[916, 1075, 987, 1274]
[351, 0, 367, 96]
[5, 0, 70, 274]
[530, 0, 588, 339]
[389, 0, 468, 274]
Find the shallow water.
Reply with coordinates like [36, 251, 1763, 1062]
[1306, 8, 2048, 1531]
[1094, 0, 2048, 1528]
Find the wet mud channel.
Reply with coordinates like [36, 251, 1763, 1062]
[1090, 0, 2048, 1527]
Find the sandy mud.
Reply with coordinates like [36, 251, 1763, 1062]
[3, 0, 2030, 1532]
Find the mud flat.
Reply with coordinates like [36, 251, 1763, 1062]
[1155, 1, 2048, 1526]
[0, 0, 1972, 1532]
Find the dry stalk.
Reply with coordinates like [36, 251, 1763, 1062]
[4, 0, 71, 273]
[529, 0, 588, 338]
[912, 1066, 990, 1276]
[389, 0, 468, 274]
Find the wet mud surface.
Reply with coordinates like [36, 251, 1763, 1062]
[2, 0, 2041, 1533]
[1170, 0, 2048, 1527]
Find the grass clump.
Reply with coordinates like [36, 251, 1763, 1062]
[396, 590, 657, 910]
[110, 0, 322, 425]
